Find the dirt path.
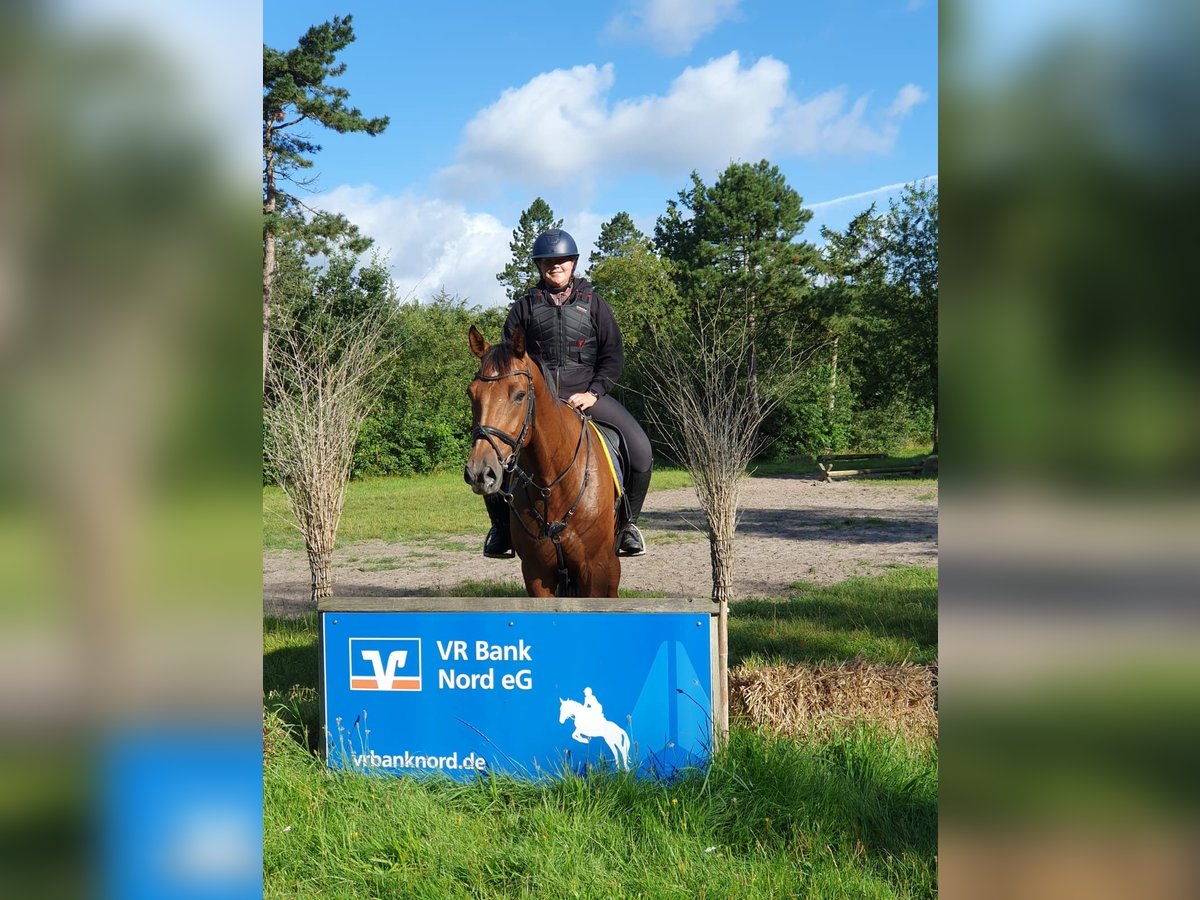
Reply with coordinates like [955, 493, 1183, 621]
[263, 475, 938, 617]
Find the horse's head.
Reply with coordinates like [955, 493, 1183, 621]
[558, 697, 574, 724]
[464, 325, 535, 495]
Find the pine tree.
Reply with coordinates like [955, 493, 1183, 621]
[263, 15, 389, 388]
[883, 182, 939, 451]
[655, 161, 819, 411]
[496, 198, 561, 302]
[587, 211, 649, 270]
[814, 184, 939, 453]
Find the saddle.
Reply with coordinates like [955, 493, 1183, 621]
[588, 420, 624, 496]
[588, 419, 641, 533]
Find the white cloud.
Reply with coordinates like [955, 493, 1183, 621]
[315, 185, 511, 307]
[437, 64, 618, 194]
[807, 174, 939, 212]
[437, 53, 929, 195]
[607, 0, 742, 56]
[805, 175, 939, 246]
[887, 82, 928, 118]
[603, 52, 790, 171]
[312, 187, 617, 309]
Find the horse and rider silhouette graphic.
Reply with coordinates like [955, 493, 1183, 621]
[558, 687, 630, 770]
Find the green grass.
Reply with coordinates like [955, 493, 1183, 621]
[264, 570, 938, 897]
[729, 568, 938, 669]
[264, 468, 695, 552]
[265, 715, 936, 899]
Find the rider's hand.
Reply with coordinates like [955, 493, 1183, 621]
[568, 391, 597, 412]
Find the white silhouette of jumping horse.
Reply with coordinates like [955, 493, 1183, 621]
[558, 694, 630, 770]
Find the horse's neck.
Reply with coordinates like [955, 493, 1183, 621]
[525, 370, 585, 480]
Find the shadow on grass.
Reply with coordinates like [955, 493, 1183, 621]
[637, 506, 937, 545]
[728, 575, 938, 667]
[264, 614, 320, 751]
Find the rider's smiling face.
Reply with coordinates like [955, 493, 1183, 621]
[537, 256, 575, 291]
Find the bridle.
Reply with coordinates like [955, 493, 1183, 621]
[470, 366, 535, 465]
[470, 361, 595, 594]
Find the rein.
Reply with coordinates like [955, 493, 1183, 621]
[471, 363, 594, 595]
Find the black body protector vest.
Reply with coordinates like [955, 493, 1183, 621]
[526, 286, 597, 382]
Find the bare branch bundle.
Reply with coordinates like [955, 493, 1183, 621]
[640, 293, 824, 605]
[637, 293, 824, 741]
[263, 309, 397, 602]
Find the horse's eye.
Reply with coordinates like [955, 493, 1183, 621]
[512, 391, 525, 403]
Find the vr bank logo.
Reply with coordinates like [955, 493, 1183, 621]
[349, 638, 422, 691]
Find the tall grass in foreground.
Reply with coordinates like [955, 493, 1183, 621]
[263, 569, 938, 897]
[265, 716, 936, 899]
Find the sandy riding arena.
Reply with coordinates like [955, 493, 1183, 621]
[263, 475, 938, 617]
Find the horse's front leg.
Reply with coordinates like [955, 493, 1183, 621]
[578, 559, 620, 599]
[571, 729, 588, 744]
[520, 556, 556, 597]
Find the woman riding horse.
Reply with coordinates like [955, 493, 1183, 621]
[465, 325, 620, 596]
[481, 228, 653, 559]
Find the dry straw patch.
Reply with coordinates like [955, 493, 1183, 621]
[729, 658, 938, 742]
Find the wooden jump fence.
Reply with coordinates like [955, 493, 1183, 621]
[815, 453, 937, 482]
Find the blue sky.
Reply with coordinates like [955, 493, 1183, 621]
[264, 1, 937, 307]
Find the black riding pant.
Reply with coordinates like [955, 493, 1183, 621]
[586, 394, 653, 474]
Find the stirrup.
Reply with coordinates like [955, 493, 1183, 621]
[483, 527, 514, 559]
[617, 523, 645, 557]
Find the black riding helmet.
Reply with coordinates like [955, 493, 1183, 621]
[531, 228, 579, 260]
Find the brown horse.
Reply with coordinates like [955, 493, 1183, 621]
[464, 325, 620, 597]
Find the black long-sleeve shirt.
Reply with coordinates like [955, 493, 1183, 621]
[502, 277, 625, 400]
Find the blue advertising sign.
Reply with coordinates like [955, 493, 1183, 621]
[320, 602, 714, 781]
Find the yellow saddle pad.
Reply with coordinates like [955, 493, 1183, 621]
[587, 420, 623, 498]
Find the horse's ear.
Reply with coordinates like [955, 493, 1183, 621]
[468, 325, 488, 359]
[511, 327, 526, 358]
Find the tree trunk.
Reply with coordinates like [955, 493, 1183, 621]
[747, 308, 760, 421]
[308, 545, 333, 602]
[263, 230, 275, 392]
[828, 334, 839, 411]
[716, 598, 729, 743]
[931, 394, 939, 455]
[709, 525, 735, 743]
[262, 136, 276, 394]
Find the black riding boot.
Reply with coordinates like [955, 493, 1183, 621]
[483, 493, 514, 559]
[618, 468, 652, 557]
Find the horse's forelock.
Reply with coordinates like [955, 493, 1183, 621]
[479, 343, 515, 378]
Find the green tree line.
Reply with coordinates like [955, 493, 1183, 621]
[588, 165, 938, 461]
[266, 169, 935, 482]
[264, 19, 936, 483]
